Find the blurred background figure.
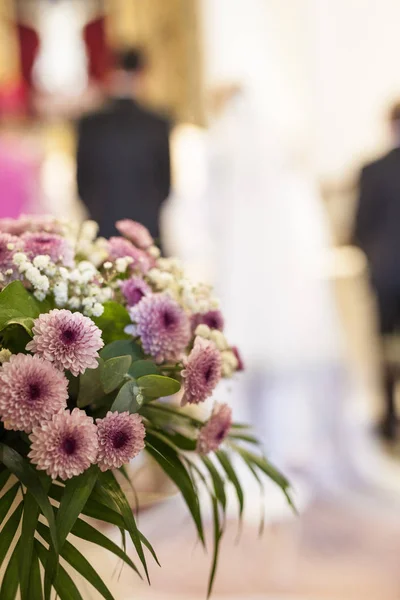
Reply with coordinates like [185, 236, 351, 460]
[76, 47, 171, 242]
[0, 79, 43, 217]
[353, 103, 400, 441]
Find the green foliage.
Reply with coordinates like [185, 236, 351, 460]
[111, 380, 142, 413]
[137, 374, 181, 398]
[128, 359, 160, 379]
[93, 302, 132, 344]
[101, 355, 132, 394]
[100, 339, 144, 362]
[77, 357, 105, 408]
[0, 281, 41, 334]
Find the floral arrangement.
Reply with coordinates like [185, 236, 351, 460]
[0, 215, 292, 599]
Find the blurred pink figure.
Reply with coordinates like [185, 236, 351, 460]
[0, 81, 42, 218]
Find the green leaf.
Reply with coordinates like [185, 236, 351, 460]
[207, 496, 222, 598]
[38, 524, 115, 600]
[35, 540, 84, 600]
[111, 380, 142, 413]
[100, 339, 144, 362]
[137, 374, 181, 398]
[70, 517, 142, 577]
[0, 281, 40, 333]
[49, 487, 160, 570]
[98, 471, 150, 583]
[232, 446, 290, 489]
[143, 402, 204, 426]
[0, 540, 20, 600]
[0, 502, 23, 568]
[101, 355, 132, 394]
[128, 360, 160, 379]
[216, 450, 244, 519]
[29, 547, 43, 600]
[77, 357, 105, 408]
[19, 491, 41, 600]
[0, 444, 57, 551]
[93, 302, 132, 344]
[145, 433, 204, 545]
[201, 456, 227, 511]
[57, 465, 99, 548]
[0, 482, 19, 527]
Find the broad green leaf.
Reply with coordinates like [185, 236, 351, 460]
[19, 491, 40, 600]
[137, 374, 181, 398]
[111, 380, 142, 413]
[35, 540, 84, 600]
[38, 524, 115, 600]
[0, 445, 57, 551]
[0, 324, 31, 353]
[29, 547, 42, 600]
[0, 540, 20, 600]
[101, 355, 132, 394]
[201, 456, 227, 512]
[0, 502, 23, 567]
[93, 302, 132, 344]
[100, 339, 144, 362]
[128, 360, 160, 379]
[0, 281, 40, 333]
[0, 483, 19, 527]
[145, 433, 204, 545]
[216, 450, 244, 519]
[98, 471, 150, 583]
[77, 357, 105, 408]
[70, 517, 142, 577]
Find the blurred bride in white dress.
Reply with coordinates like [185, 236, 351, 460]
[164, 85, 344, 476]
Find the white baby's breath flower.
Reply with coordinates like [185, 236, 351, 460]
[44, 264, 57, 277]
[148, 245, 160, 258]
[33, 255, 51, 270]
[0, 349, 12, 363]
[91, 302, 104, 317]
[5, 269, 13, 276]
[34, 290, 46, 302]
[6, 243, 15, 250]
[209, 330, 228, 351]
[35, 275, 50, 292]
[13, 252, 28, 266]
[195, 324, 211, 339]
[58, 267, 69, 280]
[115, 257, 131, 273]
[68, 296, 81, 310]
[103, 261, 113, 270]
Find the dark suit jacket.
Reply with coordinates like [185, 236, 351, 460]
[76, 97, 171, 241]
[354, 148, 400, 289]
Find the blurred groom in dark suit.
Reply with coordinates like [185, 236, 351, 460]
[76, 48, 171, 242]
[354, 103, 400, 440]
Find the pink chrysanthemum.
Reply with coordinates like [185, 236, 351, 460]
[22, 232, 74, 266]
[0, 232, 22, 272]
[108, 237, 153, 273]
[29, 408, 98, 480]
[0, 215, 63, 236]
[120, 276, 151, 307]
[129, 293, 191, 362]
[0, 354, 68, 433]
[191, 310, 224, 332]
[116, 219, 153, 249]
[181, 337, 222, 406]
[26, 309, 104, 376]
[197, 403, 232, 454]
[96, 411, 145, 472]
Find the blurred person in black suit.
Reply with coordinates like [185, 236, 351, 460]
[354, 103, 400, 440]
[76, 48, 171, 242]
